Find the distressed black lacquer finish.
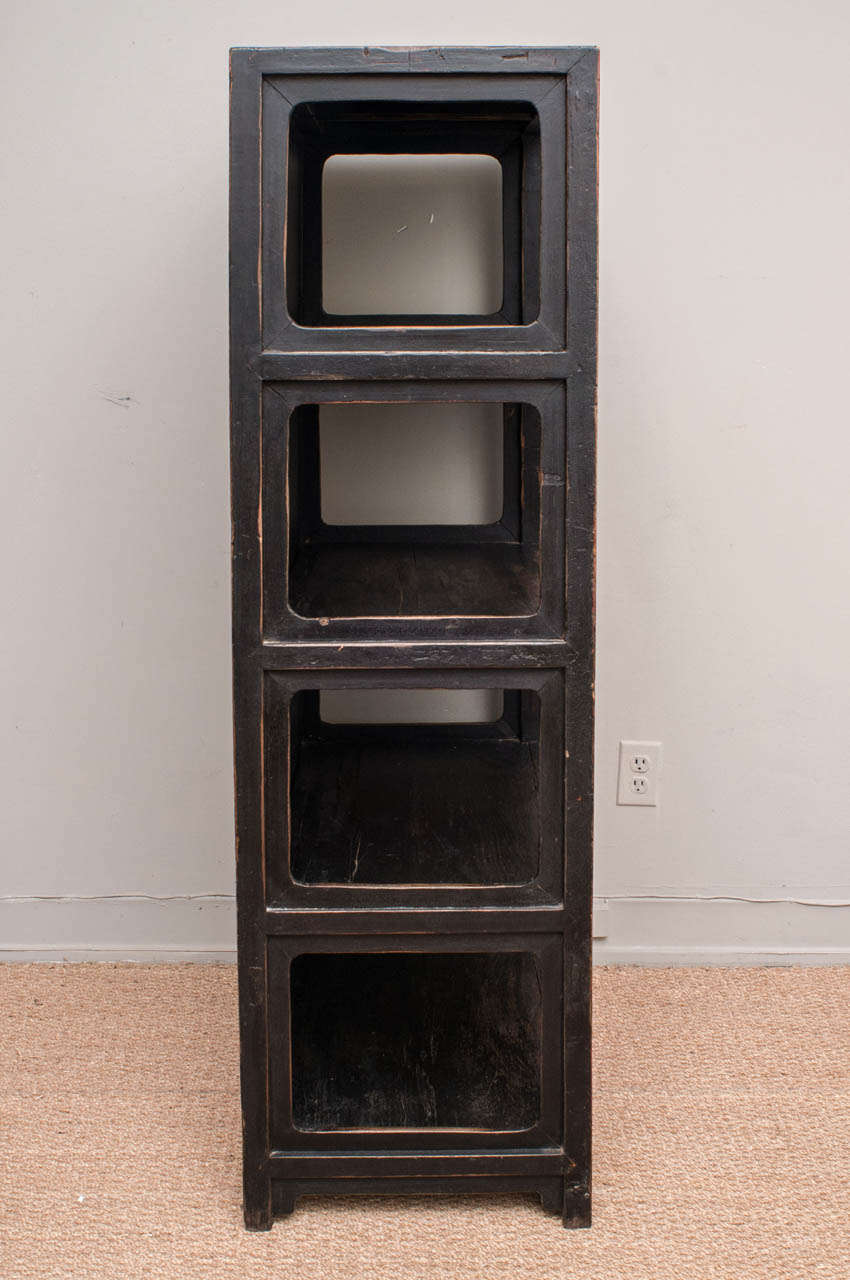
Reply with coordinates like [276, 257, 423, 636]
[229, 45, 598, 1230]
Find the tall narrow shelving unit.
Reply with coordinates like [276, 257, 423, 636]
[229, 46, 598, 1230]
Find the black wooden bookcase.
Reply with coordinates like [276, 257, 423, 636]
[229, 46, 598, 1230]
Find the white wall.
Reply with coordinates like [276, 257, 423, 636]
[2, 0, 849, 962]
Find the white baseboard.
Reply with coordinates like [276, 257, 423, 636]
[0, 946, 237, 963]
[594, 944, 850, 966]
[592, 894, 850, 966]
[1, 893, 848, 965]
[0, 894, 236, 962]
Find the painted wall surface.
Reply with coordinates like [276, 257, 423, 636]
[2, 1, 849, 961]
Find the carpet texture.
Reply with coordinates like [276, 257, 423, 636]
[1, 964, 848, 1279]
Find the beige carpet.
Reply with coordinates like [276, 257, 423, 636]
[1, 965, 848, 1279]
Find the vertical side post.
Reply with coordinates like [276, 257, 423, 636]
[230, 50, 272, 1231]
[562, 47, 599, 1230]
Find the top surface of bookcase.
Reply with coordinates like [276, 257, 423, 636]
[229, 45, 598, 358]
[230, 46, 597, 73]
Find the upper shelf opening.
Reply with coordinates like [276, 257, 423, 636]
[286, 99, 541, 327]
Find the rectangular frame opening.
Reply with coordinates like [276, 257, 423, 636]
[286, 99, 541, 327]
[287, 400, 541, 620]
[289, 687, 542, 887]
[290, 951, 543, 1130]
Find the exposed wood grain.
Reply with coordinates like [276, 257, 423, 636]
[262, 668, 564, 911]
[235, 47, 590, 76]
[267, 932, 563, 1154]
[289, 952, 541, 1130]
[256, 640, 575, 670]
[291, 737, 540, 886]
[289, 543, 541, 620]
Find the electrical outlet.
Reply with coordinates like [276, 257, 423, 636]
[617, 740, 661, 806]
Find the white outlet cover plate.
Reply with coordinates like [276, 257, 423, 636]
[617, 740, 662, 806]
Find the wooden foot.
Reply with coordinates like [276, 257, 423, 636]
[562, 1182, 591, 1229]
[243, 1176, 273, 1230]
[244, 1203, 273, 1231]
[271, 1182, 298, 1219]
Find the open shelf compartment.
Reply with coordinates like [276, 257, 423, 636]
[292, 951, 540, 1129]
[288, 399, 539, 619]
[263, 668, 564, 908]
[266, 933, 563, 1152]
[261, 381, 565, 640]
[287, 99, 539, 327]
[291, 689, 539, 885]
